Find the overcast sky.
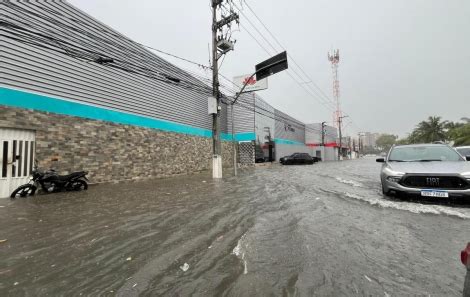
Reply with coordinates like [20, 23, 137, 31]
[69, 0, 470, 137]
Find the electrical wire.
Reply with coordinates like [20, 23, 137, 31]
[3, 2, 210, 88]
[232, 0, 361, 131]
[242, 0, 336, 106]
[235, 1, 337, 110]
[2, 2, 338, 139]
[233, 15, 337, 111]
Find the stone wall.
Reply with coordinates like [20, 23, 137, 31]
[0, 106, 234, 183]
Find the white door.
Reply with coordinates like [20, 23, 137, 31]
[0, 128, 35, 198]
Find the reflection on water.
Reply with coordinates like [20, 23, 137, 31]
[0, 159, 468, 296]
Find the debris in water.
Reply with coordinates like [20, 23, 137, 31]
[202, 180, 207, 183]
[0, 239, 7, 244]
[315, 197, 320, 200]
[216, 235, 223, 241]
[180, 263, 190, 272]
[132, 283, 137, 288]
[126, 257, 132, 261]
[51, 264, 56, 268]
[364, 275, 372, 282]
[208, 245, 212, 249]
[14, 282, 19, 286]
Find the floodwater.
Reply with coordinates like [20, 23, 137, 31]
[1, 158, 469, 296]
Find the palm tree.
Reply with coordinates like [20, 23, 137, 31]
[412, 116, 447, 143]
[449, 123, 470, 146]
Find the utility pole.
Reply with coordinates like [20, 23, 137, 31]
[338, 115, 348, 160]
[211, 0, 221, 178]
[211, 0, 238, 178]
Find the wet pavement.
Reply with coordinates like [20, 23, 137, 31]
[1, 158, 470, 296]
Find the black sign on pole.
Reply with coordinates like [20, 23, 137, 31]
[255, 51, 288, 81]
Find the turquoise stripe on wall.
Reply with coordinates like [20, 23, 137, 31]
[221, 132, 256, 142]
[274, 138, 305, 146]
[0, 87, 257, 142]
[0, 87, 213, 138]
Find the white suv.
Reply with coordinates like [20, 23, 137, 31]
[456, 146, 470, 158]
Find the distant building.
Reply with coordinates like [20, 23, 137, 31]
[362, 132, 381, 148]
[305, 123, 339, 161]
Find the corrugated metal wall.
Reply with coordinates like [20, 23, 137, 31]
[274, 109, 305, 143]
[254, 96, 274, 144]
[226, 93, 255, 134]
[0, 1, 220, 132]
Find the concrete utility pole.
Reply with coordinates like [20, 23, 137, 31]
[338, 115, 348, 160]
[211, 0, 238, 178]
[211, 1, 221, 178]
[321, 121, 326, 146]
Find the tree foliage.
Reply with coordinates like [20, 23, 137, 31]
[376, 134, 398, 152]
[409, 116, 447, 143]
[398, 116, 470, 146]
[448, 124, 470, 145]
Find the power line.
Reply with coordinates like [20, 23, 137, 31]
[1, 19, 216, 94]
[234, 0, 361, 132]
[9, 0, 339, 130]
[3, 2, 339, 138]
[242, 0, 336, 107]
[3, 2, 211, 88]
[31, 2, 212, 70]
[236, 21, 336, 112]
[230, 4, 337, 112]
[5, 22, 335, 138]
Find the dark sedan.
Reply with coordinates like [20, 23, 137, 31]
[280, 153, 316, 165]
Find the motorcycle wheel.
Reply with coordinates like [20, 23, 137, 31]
[10, 184, 37, 199]
[69, 180, 88, 191]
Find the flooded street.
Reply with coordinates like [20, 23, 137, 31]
[1, 158, 469, 296]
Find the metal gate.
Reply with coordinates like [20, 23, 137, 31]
[238, 142, 255, 165]
[0, 128, 35, 198]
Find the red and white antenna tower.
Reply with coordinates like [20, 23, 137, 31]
[328, 49, 341, 128]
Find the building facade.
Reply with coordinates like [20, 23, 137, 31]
[0, 1, 237, 197]
[0, 1, 343, 197]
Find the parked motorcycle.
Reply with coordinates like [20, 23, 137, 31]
[10, 160, 88, 198]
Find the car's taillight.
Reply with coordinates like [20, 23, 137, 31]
[462, 243, 470, 266]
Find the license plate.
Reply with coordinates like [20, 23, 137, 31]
[421, 190, 449, 198]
